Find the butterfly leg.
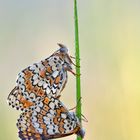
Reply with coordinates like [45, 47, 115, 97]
[69, 97, 82, 111]
[70, 55, 81, 60]
[67, 54, 80, 68]
[64, 67, 81, 76]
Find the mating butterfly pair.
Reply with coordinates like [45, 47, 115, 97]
[7, 44, 85, 140]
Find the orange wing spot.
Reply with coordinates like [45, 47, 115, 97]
[22, 131, 27, 135]
[37, 114, 43, 119]
[53, 117, 59, 125]
[59, 126, 65, 133]
[37, 114, 44, 124]
[24, 70, 34, 94]
[56, 109, 61, 116]
[38, 119, 43, 123]
[41, 110, 46, 115]
[60, 107, 67, 112]
[34, 133, 41, 139]
[24, 70, 33, 79]
[25, 81, 30, 85]
[28, 132, 32, 136]
[37, 88, 45, 97]
[56, 107, 67, 116]
[49, 78, 54, 86]
[43, 97, 50, 104]
[43, 105, 49, 112]
[58, 119, 65, 133]
[32, 86, 39, 93]
[28, 125, 37, 134]
[40, 123, 47, 133]
[40, 123, 46, 129]
[26, 83, 34, 93]
[23, 101, 34, 108]
[39, 68, 46, 78]
[55, 76, 61, 84]
[46, 66, 52, 73]
[19, 96, 34, 108]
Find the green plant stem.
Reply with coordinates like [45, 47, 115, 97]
[74, 0, 82, 140]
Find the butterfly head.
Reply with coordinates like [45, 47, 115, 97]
[58, 43, 68, 54]
[77, 128, 85, 138]
[57, 43, 73, 68]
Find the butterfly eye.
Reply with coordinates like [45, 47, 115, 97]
[57, 43, 68, 53]
[60, 47, 68, 53]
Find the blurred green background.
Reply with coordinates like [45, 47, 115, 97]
[0, 0, 140, 140]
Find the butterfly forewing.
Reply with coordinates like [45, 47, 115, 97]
[7, 50, 69, 110]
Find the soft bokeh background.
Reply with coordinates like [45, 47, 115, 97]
[0, 0, 140, 140]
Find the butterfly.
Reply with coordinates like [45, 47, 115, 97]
[17, 94, 85, 140]
[17, 96, 85, 139]
[7, 44, 85, 139]
[7, 43, 77, 111]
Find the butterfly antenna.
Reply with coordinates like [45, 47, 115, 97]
[81, 114, 88, 122]
[57, 43, 66, 48]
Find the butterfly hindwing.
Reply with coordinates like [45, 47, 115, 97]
[17, 110, 43, 140]
[17, 96, 83, 139]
